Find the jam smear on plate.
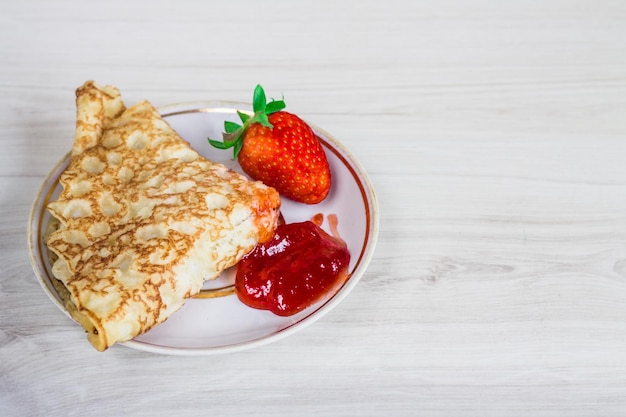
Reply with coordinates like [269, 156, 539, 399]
[235, 214, 351, 316]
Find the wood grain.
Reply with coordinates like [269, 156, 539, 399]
[2, 0, 626, 415]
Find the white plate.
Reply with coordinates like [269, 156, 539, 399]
[28, 102, 379, 355]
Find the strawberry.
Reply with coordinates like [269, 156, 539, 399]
[209, 85, 331, 204]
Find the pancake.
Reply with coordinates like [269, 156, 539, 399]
[45, 81, 281, 351]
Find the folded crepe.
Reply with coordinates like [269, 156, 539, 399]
[46, 81, 281, 351]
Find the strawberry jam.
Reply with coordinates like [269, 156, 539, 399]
[235, 215, 350, 316]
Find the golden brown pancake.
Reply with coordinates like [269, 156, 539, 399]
[46, 81, 280, 351]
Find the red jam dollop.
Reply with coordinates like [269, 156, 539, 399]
[235, 215, 351, 316]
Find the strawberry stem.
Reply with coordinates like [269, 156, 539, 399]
[208, 84, 286, 159]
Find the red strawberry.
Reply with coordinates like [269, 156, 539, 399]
[209, 85, 331, 204]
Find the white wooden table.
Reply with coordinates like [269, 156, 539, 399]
[2, 0, 626, 415]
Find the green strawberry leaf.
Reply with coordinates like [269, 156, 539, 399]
[266, 98, 286, 114]
[224, 121, 241, 133]
[237, 110, 250, 123]
[252, 84, 266, 113]
[233, 136, 244, 159]
[208, 138, 231, 149]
